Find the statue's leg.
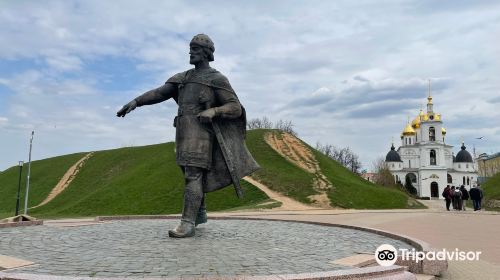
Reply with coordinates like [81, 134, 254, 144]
[196, 194, 207, 226]
[168, 166, 204, 238]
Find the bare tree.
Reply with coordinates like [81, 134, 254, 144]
[371, 156, 396, 187]
[316, 142, 362, 174]
[247, 117, 297, 136]
[274, 119, 297, 136]
[247, 116, 273, 129]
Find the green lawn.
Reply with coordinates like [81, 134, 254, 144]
[28, 143, 270, 218]
[245, 129, 318, 204]
[307, 137, 424, 209]
[0, 129, 424, 220]
[0, 153, 87, 217]
[481, 172, 500, 211]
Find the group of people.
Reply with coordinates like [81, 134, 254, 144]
[442, 184, 484, 211]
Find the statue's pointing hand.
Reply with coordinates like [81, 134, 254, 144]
[117, 100, 138, 117]
[197, 108, 216, 123]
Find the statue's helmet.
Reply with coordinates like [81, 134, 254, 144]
[190, 34, 215, 61]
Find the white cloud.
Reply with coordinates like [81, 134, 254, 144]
[1, 0, 500, 171]
[45, 54, 83, 72]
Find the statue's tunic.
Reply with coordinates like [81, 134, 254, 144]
[167, 68, 260, 193]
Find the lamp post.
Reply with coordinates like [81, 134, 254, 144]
[15, 161, 24, 216]
[23, 131, 34, 215]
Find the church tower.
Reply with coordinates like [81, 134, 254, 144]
[384, 80, 478, 199]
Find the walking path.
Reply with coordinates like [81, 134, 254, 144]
[265, 132, 333, 208]
[31, 152, 93, 209]
[243, 176, 319, 210]
[213, 206, 500, 279]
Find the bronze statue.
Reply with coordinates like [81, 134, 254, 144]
[117, 34, 259, 238]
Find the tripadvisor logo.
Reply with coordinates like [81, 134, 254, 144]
[375, 244, 397, 266]
[375, 244, 482, 266]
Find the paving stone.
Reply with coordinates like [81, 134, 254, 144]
[0, 219, 413, 278]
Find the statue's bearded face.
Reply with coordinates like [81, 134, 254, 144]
[189, 43, 207, 65]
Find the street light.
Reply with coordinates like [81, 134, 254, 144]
[15, 161, 24, 216]
[24, 130, 34, 215]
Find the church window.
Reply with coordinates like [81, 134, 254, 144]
[463, 176, 466, 185]
[409, 160, 411, 168]
[467, 177, 470, 185]
[466, 164, 469, 169]
[429, 127, 436, 141]
[392, 163, 394, 168]
[447, 173, 452, 184]
[458, 164, 461, 169]
[430, 149, 436, 165]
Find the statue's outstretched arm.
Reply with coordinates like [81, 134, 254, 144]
[117, 83, 177, 117]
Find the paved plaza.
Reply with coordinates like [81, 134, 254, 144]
[0, 219, 413, 278]
[1, 199, 499, 279]
[213, 202, 500, 279]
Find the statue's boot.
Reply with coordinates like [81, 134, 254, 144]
[169, 166, 204, 238]
[168, 220, 195, 238]
[195, 194, 207, 227]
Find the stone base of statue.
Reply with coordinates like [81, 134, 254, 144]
[0, 216, 434, 279]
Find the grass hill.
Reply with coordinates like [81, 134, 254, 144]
[0, 129, 422, 219]
[482, 172, 500, 210]
[252, 130, 422, 209]
[0, 153, 87, 218]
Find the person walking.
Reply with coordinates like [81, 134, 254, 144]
[478, 185, 484, 210]
[460, 185, 469, 211]
[451, 186, 457, 210]
[470, 185, 482, 211]
[442, 185, 452, 211]
[452, 186, 463, 210]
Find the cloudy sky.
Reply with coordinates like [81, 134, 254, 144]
[1, 0, 499, 171]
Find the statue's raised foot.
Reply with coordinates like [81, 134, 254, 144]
[168, 221, 195, 238]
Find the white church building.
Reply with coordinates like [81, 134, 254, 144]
[385, 93, 478, 199]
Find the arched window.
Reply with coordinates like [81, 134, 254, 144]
[429, 127, 435, 141]
[463, 176, 466, 185]
[466, 164, 469, 169]
[447, 173, 452, 184]
[430, 150, 436, 165]
[467, 177, 470, 185]
[405, 173, 417, 185]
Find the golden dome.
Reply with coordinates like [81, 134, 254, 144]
[442, 127, 446, 135]
[402, 123, 416, 135]
[411, 110, 424, 128]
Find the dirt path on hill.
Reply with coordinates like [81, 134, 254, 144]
[32, 152, 94, 209]
[243, 176, 318, 210]
[264, 131, 333, 208]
